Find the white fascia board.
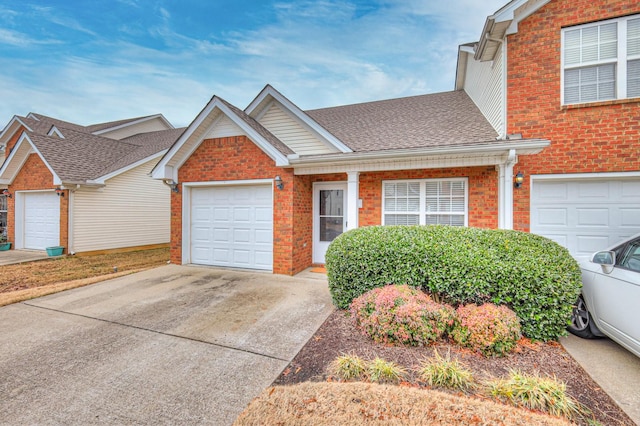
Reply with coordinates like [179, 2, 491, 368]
[92, 114, 174, 136]
[91, 150, 167, 184]
[455, 48, 471, 90]
[0, 133, 62, 185]
[290, 139, 550, 167]
[0, 116, 33, 146]
[246, 85, 353, 153]
[505, 0, 552, 35]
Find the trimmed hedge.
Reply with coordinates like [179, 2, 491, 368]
[326, 225, 582, 341]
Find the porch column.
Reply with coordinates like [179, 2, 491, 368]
[497, 149, 516, 230]
[346, 171, 359, 230]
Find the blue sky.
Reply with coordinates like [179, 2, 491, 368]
[0, 0, 507, 128]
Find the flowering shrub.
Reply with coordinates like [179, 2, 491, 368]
[450, 303, 521, 357]
[350, 285, 456, 346]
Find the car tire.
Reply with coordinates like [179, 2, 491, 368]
[568, 296, 598, 339]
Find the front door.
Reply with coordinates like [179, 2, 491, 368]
[313, 183, 347, 264]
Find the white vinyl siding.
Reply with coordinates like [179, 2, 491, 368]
[205, 115, 244, 139]
[383, 179, 468, 226]
[462, 46, 504, 136]
[72, 159, 170, 252]
[562, 15, 640, 104]
[258, 103, 338, 155]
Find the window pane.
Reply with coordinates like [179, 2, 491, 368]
[319, 217, 343, 242]
[319, 190, 343, 216]
[565, 64, 616, 103]
[599, 23, 618, 60]
[425, 214, 464, 226]
[629, 59, 640, 98]
[383, 182, 419, 213]
[629, 18, 640, 56]
[384, 214, 419, 226]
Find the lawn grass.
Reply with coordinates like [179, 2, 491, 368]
[235, 382, 572, 426]
[0, 248, 169, 306]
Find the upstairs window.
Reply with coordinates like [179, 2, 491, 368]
[562, 15, 640, 104]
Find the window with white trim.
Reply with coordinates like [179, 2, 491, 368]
[382, 179, 468, 226]
[562, 14, 640, 104]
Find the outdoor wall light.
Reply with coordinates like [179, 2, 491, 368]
[514, 171, 524, 188]
[162, 179, 180, 193]
[1, 188, 11, 198]
[55, 187, 65, 197]
[274, 175, 284, 190]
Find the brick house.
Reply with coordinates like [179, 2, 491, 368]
[456, 0, 640, 258]
[0, 113, 183, 254]
[153, 0, 640, 275]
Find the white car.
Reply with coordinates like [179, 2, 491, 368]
[569, 232, 640, 358]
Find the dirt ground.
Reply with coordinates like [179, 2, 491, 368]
[274, 310, 635, 426]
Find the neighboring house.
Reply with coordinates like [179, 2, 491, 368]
[153, 0, 640, 275]
[456, 0, 640, 259]
[0, 113, 184, 254]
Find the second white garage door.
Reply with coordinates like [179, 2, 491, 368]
[531, 177, 640, 260]
[24, 191, 60, 250]
[190, 185, 273, 270]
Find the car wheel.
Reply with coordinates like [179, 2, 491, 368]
[568, 296, 598, 339]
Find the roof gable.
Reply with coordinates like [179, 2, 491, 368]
[151, 96, 290, 182]
[0, 133, 62, 185]
[246, 85, 352, 154]
[89, 114, 174, 140]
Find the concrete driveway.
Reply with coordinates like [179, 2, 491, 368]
[0, 249, 49, 265]
[0, 265, 334, 425]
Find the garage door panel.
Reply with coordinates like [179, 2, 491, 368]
[190, 185, 273, 271]
[24, 192, 60, 250]
[576, 208, 609, 226]
[621, 208, 640, 227]
[532, 178, 640, 260]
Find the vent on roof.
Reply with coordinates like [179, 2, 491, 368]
[47, 126, 65, 139]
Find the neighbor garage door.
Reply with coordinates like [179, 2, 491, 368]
[190, 185, 273, 270]
[23, 191, 60, 250]
[531, 177, 640, 259]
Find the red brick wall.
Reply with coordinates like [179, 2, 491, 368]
[4, 128, 23, 160]
[506, 0, 640, 232]
[359, 167, 498, 229]
[176, 136, 301, 274]
[7, 153, 68, 251]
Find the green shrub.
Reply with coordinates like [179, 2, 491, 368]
[450, 303, 521, 357]
[326, 225, 581, 341]
[350, 285, 456, 346]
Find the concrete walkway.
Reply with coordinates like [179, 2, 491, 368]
[0, 249, 49, 265]
[0, 265, 334, 425]
[561, 334, 640, 425]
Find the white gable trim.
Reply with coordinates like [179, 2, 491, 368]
[151, 97, 289, 182]
[0, 133, 62, 185]
[92, 114, 174, 136]
[0, 116, 33, 146]
[246, 85, 352, 153]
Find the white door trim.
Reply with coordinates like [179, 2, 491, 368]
[313, 181, 347, 264]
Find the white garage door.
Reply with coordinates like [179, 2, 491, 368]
[531, 178, 640, 259]
[190, 185, 273, 270]
[24, 191, 60, 250]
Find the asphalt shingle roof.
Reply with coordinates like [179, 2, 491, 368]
[17, 114, 180, 182]
[305, 90, 499, 153]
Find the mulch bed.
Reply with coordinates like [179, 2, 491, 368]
[274, 309, 634, 426]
